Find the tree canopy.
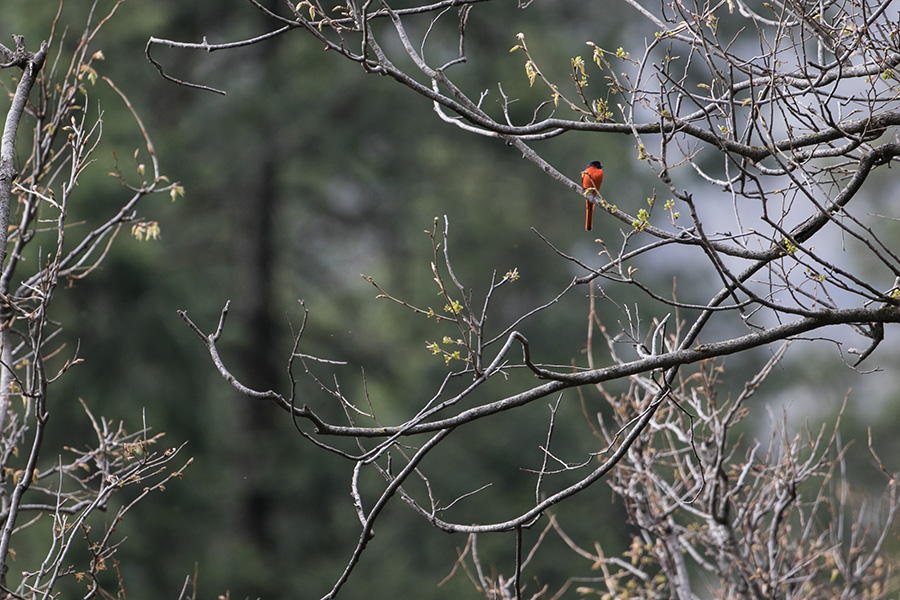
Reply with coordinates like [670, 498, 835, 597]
[147, 0, 900, 598]
[1, 0, 899, 598]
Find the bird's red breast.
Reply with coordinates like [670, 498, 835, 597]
[582, 161, 604, 191]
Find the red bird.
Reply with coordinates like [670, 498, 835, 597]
[581, 160, 604, 231]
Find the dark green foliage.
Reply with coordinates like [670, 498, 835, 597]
[4, 1, 898, 598]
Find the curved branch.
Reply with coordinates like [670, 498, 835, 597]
[304, 304, 900, 438]
[0, 38, 48, 272]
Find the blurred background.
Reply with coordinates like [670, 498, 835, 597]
[3, 1, 899, 598]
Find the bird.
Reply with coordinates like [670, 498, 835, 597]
[581, 161, 604, 231]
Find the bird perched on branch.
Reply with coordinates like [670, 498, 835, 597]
[581, 161, 604, 231]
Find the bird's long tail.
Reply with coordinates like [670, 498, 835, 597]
[585, 198, 594, 231]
